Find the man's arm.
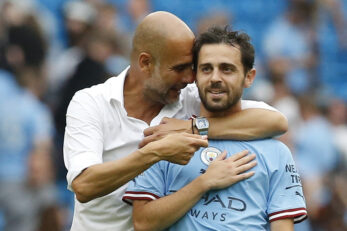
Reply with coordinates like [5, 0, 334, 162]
[131, 151, 257, 231]
[139, 108, 287, 148]
[72, 133, 208, 203]
[205, 108, 287, 139]
[65, 91, 208, 203]
[270, 218, 294, 231]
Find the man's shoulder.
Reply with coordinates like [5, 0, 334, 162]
[212, 139, 291, 159]
[73, 67, 127, 104]
[72, 77, 115, 102]
[248, 139, 290, 154]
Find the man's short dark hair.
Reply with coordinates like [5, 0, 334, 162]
[193, 26, 255, 75]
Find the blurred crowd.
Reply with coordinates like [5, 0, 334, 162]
[0, 0, 346, 230]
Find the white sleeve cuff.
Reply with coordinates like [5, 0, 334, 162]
[66, 151, 102, 191]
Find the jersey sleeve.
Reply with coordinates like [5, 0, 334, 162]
[123, 161, 167, 204]
[267, 142, 307, 224]
[241, 100, 280, 112]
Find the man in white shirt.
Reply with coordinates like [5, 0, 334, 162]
[64, 11, 287, 231]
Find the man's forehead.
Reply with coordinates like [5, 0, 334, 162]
[198, 43, 241, 64]
[166, 49, 193, 67]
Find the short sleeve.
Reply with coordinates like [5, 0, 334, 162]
[123, 162, 167, 204]
[64, 90, 104, 190]
[267, 143, 307, 223]
[241, 100, 279, 112]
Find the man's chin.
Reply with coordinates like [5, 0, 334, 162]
[203, 100, 230, 112]
[165, 90, 181, 104]
[165, 96, 180, 104]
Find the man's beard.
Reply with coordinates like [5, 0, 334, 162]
[198, 83, 243, 112]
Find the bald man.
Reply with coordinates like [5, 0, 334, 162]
[64, 11, 287, 231]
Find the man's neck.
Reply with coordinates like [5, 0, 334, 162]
[123, 70, 164, 125]
[200, 100, 242, 118]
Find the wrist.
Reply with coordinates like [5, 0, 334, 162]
[190, 119, 198, 134]
[137, 143, 162, 164]
[195, 174, 212, 192]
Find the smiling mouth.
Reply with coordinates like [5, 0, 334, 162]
[208, 89, 226, 95]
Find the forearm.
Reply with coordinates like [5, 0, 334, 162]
[206, 109, 288, 140]
[133, 176, 208, 231]
[72, 149, 159, 203]
[270, 218, 294, 231]
[72, 133, 208, 203]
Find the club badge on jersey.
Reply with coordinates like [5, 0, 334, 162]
[200, 147, 222, 165]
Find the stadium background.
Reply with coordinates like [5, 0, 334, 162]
[0, 0, 346, 230]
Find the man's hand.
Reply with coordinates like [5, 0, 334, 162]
[200, 150, 257, 191]
[139, 132, 208, 165]
[139, 117, 191, 148]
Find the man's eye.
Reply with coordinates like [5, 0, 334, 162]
[175, 66, 185, 72]
[223, 67, 232, 72]
[201, 66, 212, 72]
[173, 65, 189, 72]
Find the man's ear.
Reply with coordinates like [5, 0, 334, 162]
[138, 52, 153, 74]
[244, 68, 256, 88]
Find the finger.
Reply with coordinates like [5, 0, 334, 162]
[179, 134, 208, 147]
[143, 126, 156, 136]
[234, 171, 255, 182]
[175, 158, 190, 165]
[229, 150, 249, 161]
[182, 133, 208, 140]
[235, 160, 257, 174]
[234, 153, 256, 167]
[160, 117, 169, 124]
[215, 151, 227, 161]
[191, 138, 209, 148]
[138, 135, 156, 148]
[138, 139, 146, 148]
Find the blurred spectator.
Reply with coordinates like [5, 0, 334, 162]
[263, 0, 318, 95]
[53, 28, 122, 181]
[0, 69, 60, 231]
[270, 76, 302, 151]
[196, 10, 230, 34]
[94, 2, 131, 56]
[92, 2, 130, 74]
[0, 3, 63, 230]
[48, 0, 96, 93]
[318, 0, 347, 48]
[327, 98, 347, 165]
[323, 97, 347, 231]
[127, 0, 151, 29]
[294, 94, 339, 230]
[0, 0, 48, 98]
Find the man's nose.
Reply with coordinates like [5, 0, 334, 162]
[182, 68, 194, 84]
[210, 70, 222, 83]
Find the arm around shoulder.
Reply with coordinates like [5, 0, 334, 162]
[207, 104, 288, 140]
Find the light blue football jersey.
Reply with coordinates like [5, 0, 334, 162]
[124, 139, 307, 231]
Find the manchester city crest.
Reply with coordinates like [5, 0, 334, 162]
[200, 147, 222, 165]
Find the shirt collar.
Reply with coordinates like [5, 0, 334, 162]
[107, 66, 130, 106]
